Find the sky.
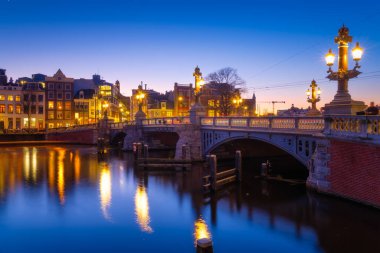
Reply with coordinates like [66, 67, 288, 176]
[1, 0, 380, 112]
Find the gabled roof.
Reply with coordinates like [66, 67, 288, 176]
[54, 69, 66, 78]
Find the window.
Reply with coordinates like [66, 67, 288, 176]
[31, 105, 36, 114]
[48, 83, 54, 90]
[57, 112, 63, 119]
[65, 111, 71, 119]
[65, 102, 71, 110]
[48, 101, 54, 109]
[48, 92, 54, 99]
[0, 95, 5, 101]
[0, 104, 5, 113]
[38, 106, 43, 114]
[16, 105, 21, 114]
[208, 100, 215, 107]
[48, 111, 54, 119]
[57, 93, 63, 100]
[57, 84, 62, 90]
[65, 92, 71, 100]
[65, 84, 71, 90]
[8, 118, 13, 129]
[57, 101, 63, 110]
[38, 95, 43, 102]
[15, 96, 21, 102]
[7, 95, 13, 101]
[8, 105, 14, 114]
[24, 94, 29, 101]
[48, 123, 54, 129]
[31, 95, 36, 102]
[24, 105, 29, 113]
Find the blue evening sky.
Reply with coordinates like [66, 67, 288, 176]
[1, 0, 380, 111]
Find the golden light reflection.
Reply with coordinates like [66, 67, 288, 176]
[100, 165, 112, 220]
[134, 185, 153, 233]
[48, 150, 55, 193]
[74, 151, 81, 185]
[57, 149, 66, 205]
[23, 147, 30, 181]
[32, 147, 37, 183]
[193, 217, 211, 246]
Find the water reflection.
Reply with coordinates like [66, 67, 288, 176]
[193, 217, 211, 246]
[134, 184, 153, 233]
[99, 163, 112, 220]
[57, 149, 66, 205]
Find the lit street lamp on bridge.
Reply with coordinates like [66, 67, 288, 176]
[323, 25, 366, 115]
[306, 80, 321, 116]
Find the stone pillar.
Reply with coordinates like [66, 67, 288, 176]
[190, 103, 206, 125]
[174, 124, 203, 160]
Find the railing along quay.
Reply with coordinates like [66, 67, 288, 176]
[142, 117, 191, 126]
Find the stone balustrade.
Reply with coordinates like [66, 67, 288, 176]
[142, 117, 191, 126]
[200, 116, 325, 132]
[324, 115, 380, 141]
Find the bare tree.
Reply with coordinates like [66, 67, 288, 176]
[206, 67, 245, 116]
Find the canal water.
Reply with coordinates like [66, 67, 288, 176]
[0, 145, 379, 253]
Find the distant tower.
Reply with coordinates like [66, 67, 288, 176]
[252, 92, 257, 116]
[0, 69, 7, 85]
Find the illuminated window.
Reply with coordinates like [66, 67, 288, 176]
[15, 96, 21, 102]
[48, 123, 54, 129]
[16, 105, 21, 114]
[0, 95, 5, 101]
[65, 111, 71, 119]
[8, 105, 14, 113]
[7, 95, 13, 101]
[57, 112, 63, 119]
[48, 111, 54, 119]
[208, 100, 215, 107]
[48, 101, 54, 109]
[57, 101, 63, 110]
[0, 104, 5, 113]
[65, 102, 71, 110]
[208, 110, 215, 117]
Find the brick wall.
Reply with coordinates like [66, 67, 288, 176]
[46, 129, 97, 145]
[328, 139, 380, 208]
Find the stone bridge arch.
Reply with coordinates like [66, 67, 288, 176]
[202, 129, 318, 166]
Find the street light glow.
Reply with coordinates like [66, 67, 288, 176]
[325, 48, 335, 66]
[352, 42, 363, 61]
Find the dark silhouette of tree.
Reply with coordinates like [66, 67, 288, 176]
[206, 67, 246, 116]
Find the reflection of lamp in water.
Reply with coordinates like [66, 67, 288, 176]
[193, 217, 211, 246]
[23, 147, 30, 181]
[57, 149, 66, 205]
[134, 185, 153, 233]
[100, 165, 112, 220]
[74, 151, 81, 185]
[32, 147, 37, 183]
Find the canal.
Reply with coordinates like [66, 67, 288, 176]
[0, 145, 379, 253]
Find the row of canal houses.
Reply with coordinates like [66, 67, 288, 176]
[0, 67, 257, 132]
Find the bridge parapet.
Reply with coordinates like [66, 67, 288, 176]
[201, 116, 324, 132]
[324, 115, 380, 142]
[142, 117, 190, 126]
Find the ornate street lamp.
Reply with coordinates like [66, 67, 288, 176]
[232, 96, 243, 116]
[323, 25, 366, 115]
[193, 66, 205, 104]
[134, 83, 146, 123]
[306, 80, 321, 115]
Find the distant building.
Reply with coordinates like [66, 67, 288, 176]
[0, 76, 23, 131]
[73, 89, 95, 125]
[148, 101, 174, 118]
[277, 104, 309, 117]
[173, 83, 193, 117]
[45, 69, 75, 128]
[21, 80, 46, 131]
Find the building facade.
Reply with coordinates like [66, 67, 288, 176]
[45, 69, 75, 128]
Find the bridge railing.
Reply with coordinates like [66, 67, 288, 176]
[325, 115, 380, 140]
[201, 116, 325, 131]
[46, 123, 98, 133]
[142, 117, 191, 126]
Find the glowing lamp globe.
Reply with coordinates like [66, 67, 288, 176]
[352, 42, 363, 61]
[325, 49, 335, 66]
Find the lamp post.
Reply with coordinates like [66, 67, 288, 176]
[306, 80, 321, 115]
[102, 102, 109, 119]
[193, 66, 205, 104]
[323, 25, 366, 115]
[134, 84, 146, 123]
